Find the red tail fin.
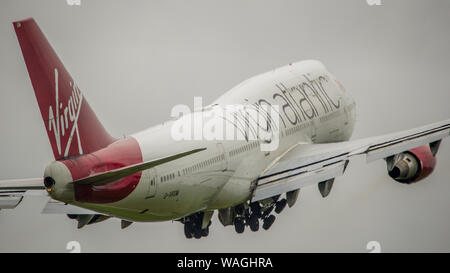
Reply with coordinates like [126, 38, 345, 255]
[13, 18, 115, 160]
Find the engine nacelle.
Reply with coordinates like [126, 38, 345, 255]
[386, 144, 437, 184]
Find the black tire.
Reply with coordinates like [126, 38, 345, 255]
[250, 202, 262, 217]
[275, 199, 287, 214]
[194, 213, 203, 227]
[249, 215, 259, 232]
[184, 223, 193, 239]
[234, 218, 245, 234]
[263, 215, 276, 230]
[193, 229, 202, 239]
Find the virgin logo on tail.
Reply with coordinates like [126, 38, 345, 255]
[48, 68, 83, 157]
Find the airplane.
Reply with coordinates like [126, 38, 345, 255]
[1, 17, 449, 239]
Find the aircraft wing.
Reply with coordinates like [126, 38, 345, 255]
[0, 179, 84, 213]
[0, 178, 44, 210]
[0, 190, 100, 229]
[252, 119, 450, 202]
[0, 190, 27, 209]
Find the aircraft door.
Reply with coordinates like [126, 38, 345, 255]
[145, 168, 157, 199]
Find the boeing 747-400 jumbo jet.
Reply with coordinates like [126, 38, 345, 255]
[1, 18, 449, 239]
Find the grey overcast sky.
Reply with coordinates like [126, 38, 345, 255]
[1, 0, 450, 252]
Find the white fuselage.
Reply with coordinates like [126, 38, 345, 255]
[73, 60, 356, 222]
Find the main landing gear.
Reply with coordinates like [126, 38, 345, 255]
[181, 190, 300, 238]
[231, 194, 291, 234]
[182, 211, 212, 239]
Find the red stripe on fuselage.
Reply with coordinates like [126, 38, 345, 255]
[60, 137, 143, 203]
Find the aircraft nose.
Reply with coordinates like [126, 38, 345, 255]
[44, 161, 74, 202]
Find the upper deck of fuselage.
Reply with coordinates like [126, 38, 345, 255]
[131, 59, 344, 161]
[213, 59, 329, 105]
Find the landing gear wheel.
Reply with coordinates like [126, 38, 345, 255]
[183, 213, 212, 239]
[262, 215, 276, 230]
[275, 199, 287, 214]
[234, 218, 245, 234]
[184, 222, 193, 239]
[193, 229, 202, 239]
[249, 215, 259, 232]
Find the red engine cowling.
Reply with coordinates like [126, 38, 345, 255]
[387, 144, 437, 184]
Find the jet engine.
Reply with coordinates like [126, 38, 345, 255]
[386, 141, 440, 184]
